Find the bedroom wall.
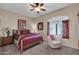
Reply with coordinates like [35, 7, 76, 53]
[33, 4, 79, 49]
[0, 9, 33, 31]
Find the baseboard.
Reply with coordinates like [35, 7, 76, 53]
[63, 44, 79, 50]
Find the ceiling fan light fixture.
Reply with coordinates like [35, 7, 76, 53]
[29, 3, 46, 13]
[35, 7, 41, 11]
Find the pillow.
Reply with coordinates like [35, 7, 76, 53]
[13, 30, 30, 34]
[20, 30, 23, 35]
[13, 30, 18, 35]
[19, 30, 26, 35]
[22, 30, 27, 35]
[50, 35, 55, 40]
[26, 30, 30, 34]
[13, 30, 20, 40]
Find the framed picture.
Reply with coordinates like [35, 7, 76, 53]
[37, 22, 43, 30]
[17, 19, 26, 30]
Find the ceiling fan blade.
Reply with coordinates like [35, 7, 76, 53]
[30, 9, 34, 11]
[36, 3, 39, 7]
[30, 4, 35, 7]
[41, 9, 46, 11]
[40, 3, 44, 7]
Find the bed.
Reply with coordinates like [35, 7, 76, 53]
[13, 30, 43, 52]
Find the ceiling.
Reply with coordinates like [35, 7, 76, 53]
[0, 3, 73, 18]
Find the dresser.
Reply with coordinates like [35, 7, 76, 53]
[0, 36, 13, 46]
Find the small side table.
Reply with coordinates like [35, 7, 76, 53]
[0, 37, 3, 46]
[0, 36, 13, 46]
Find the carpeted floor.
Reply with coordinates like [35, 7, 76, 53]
[0, 42, 79, 55]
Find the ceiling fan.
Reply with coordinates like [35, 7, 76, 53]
[29, 3, 46, 13]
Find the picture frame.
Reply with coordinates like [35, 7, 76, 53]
[17, 19, 26, 30]
[37, 22, 43, 30]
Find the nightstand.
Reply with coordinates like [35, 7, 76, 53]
[0, 36, 13, 46]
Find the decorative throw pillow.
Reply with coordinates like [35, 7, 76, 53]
[50, 35, 55, 40]
[13, 30, 18, 35]
[13, 30, 19, 40]
[22, 31, 27, 35]
[26, 30, 30, 34]
[19, 30, 23, 35]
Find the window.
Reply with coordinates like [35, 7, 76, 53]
[48, 16, 69, 39]
[49, 21, 62, 36]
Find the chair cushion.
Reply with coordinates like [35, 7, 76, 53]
[52, 40, 61, 44]
[50, 35, 55, 40]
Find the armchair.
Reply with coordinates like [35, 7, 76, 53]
[48, 35, 62, 48]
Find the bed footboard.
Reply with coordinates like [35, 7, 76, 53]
[20, 39, 43, 53]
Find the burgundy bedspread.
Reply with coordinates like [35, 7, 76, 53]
[17, 33, 43, 50]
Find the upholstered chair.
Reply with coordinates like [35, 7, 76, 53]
[48, 35, 62, 48]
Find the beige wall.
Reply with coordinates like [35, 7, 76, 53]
[33, 4, 79, 49]
[0, 9, 33, 30]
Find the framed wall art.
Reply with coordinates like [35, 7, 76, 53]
[17, 19, 26, 30]
[37, 22, 43, 30]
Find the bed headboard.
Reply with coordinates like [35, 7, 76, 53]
[13, 30, 30, 35]
[12, 30, 30, 40]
